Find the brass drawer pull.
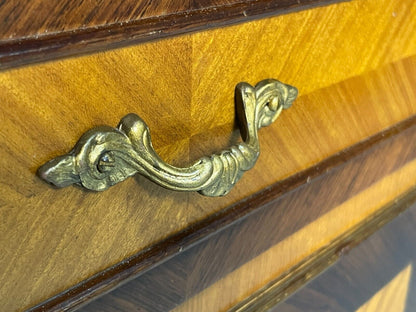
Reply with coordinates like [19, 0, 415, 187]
[38, 79, 297, 196]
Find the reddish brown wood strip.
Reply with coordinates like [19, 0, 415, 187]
[229, 186, 416, 312]
[0, 0, 343, 70]
[27, 114, 416, 311]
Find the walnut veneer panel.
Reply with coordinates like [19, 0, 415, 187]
[1, 0, 416, 310]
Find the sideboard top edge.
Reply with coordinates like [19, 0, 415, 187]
[0, 0, 345, 70]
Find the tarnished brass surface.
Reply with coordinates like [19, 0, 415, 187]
[38, 79, 297, 196]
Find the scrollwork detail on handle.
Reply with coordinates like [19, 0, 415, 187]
[38, 79, 297, 196]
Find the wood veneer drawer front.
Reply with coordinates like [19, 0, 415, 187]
[80, 111, 416, 312]
[1, 0, 416, 310]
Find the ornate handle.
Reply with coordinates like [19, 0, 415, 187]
[38, 79, 297, 196]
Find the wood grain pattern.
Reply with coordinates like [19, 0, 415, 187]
[277, 197, 416, 312]
[0, 0, 342, 69]
[79, 118, 416, 312]
[1, 0, 416, 310]
[0, 0, 338, 40]
[174, 161, 416, 312]
[3, 55, 416, 311]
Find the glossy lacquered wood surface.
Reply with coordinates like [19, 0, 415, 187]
[1, 0, 416, 310]
[0, 0, 342, 69]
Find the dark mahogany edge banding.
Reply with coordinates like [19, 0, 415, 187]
[0, 0, 346, 71]
[26, 113, 416, 311]
[276, 195, 416, 312]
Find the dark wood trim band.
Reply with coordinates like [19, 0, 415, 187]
[229, 186, 416, 312]
[277, 194, 416, 311]
[27, 113, 416, 312]
[0, 0, 345, 70]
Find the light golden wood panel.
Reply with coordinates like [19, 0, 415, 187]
[173, 159, 416, 312]
[1, 59, 416, 311]
[0, 58, 414, 311]
[190, 0, 416, 135]
[1, 0, 416, 310]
